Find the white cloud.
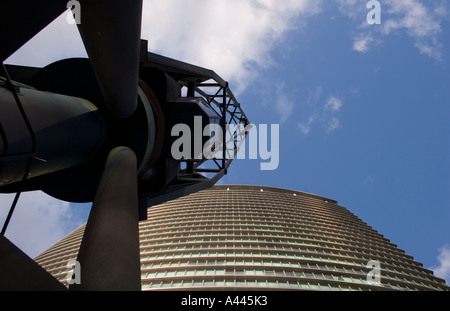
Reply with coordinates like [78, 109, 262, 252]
[326, 116, 341, 133]
[298, 90, 343, 135]
[382, 0, 441, 37]
[5, 0, 323, 96]
[274, 81, 296, 123]
[307, 86, 323, 106]
[353, 34, 374, 53]
[324, 97, 343, 133]
[382, 0, 444, 60]
[298, 116, 315, 135]
[335, 0, 367, 19]
[325, 96, 343, 113]
[0, 192, 85, 258]
[431, 244, 450, 285]
[141, 0, 322, 92]
[343, 0, 446, 61]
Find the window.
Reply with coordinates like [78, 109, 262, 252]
[166, 271, 176, 277]
[204, 280, 214, 287]
[142, 283, 151, 290]
[236, 280, 246, 287]
[300, 283, 310, 290]
[246, 280, 257, 287]
[225, 280, 235, 287]
[193, 280, 203, 287]
[309, 283, 321, 290]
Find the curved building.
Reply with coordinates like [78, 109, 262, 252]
[34, 185, 449, 291]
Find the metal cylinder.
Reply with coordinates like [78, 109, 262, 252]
[0, 83, 106, 188]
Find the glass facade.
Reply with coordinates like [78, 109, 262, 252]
[34, 185, 449, 291]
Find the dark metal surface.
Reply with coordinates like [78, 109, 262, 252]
[0, 235, 67, 291]
[70, 147, 141, 291]
[77, 0, 143, 119]
[0, 80, 106, 188]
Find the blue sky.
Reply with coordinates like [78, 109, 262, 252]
[1, 0, 449, 284]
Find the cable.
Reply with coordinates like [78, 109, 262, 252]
[1, 158, 32, 235]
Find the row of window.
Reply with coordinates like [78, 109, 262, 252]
[35, 228, 433, 287]
[141, 278, 406, 291]
[146, 208, 364, 234]
[140, 267, 440, 291]
[140, 256, 440, 288]
[35, 248, 80, 268]
[140, 230, 384, 248]
[142, 249, 356, 259]
[139, 234, 404, 263]
[140, 231, 408, 264]
[148, 204, 349, 220]
[140, 221, 379, 242]
[40, 256, 442, 292]
[139, 243, 416, 271]
[141, 268, 368, 283]
[142, 212, 391, 248]
[142, 248, 377, 266]
[148, 196, 350, 216]
[139, 231, 405, 264]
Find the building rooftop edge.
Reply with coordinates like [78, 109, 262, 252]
[211, 184, 338, 205]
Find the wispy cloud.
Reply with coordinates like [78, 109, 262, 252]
[324, 97, 343, 132]
[430, 244, 450, 285]
[326, 116, 341, 133]
[382, 0, 444, 61]
[298, 90, 344, 135]
[0, 192, 86, 258]
[325, 96, 343, 113]
[364, 173, 375, 185]
[274, 81, 296, 123]
[298, 116, 315, 135]
[353, 34, 375, 53]
[342, 0, 447, 61]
